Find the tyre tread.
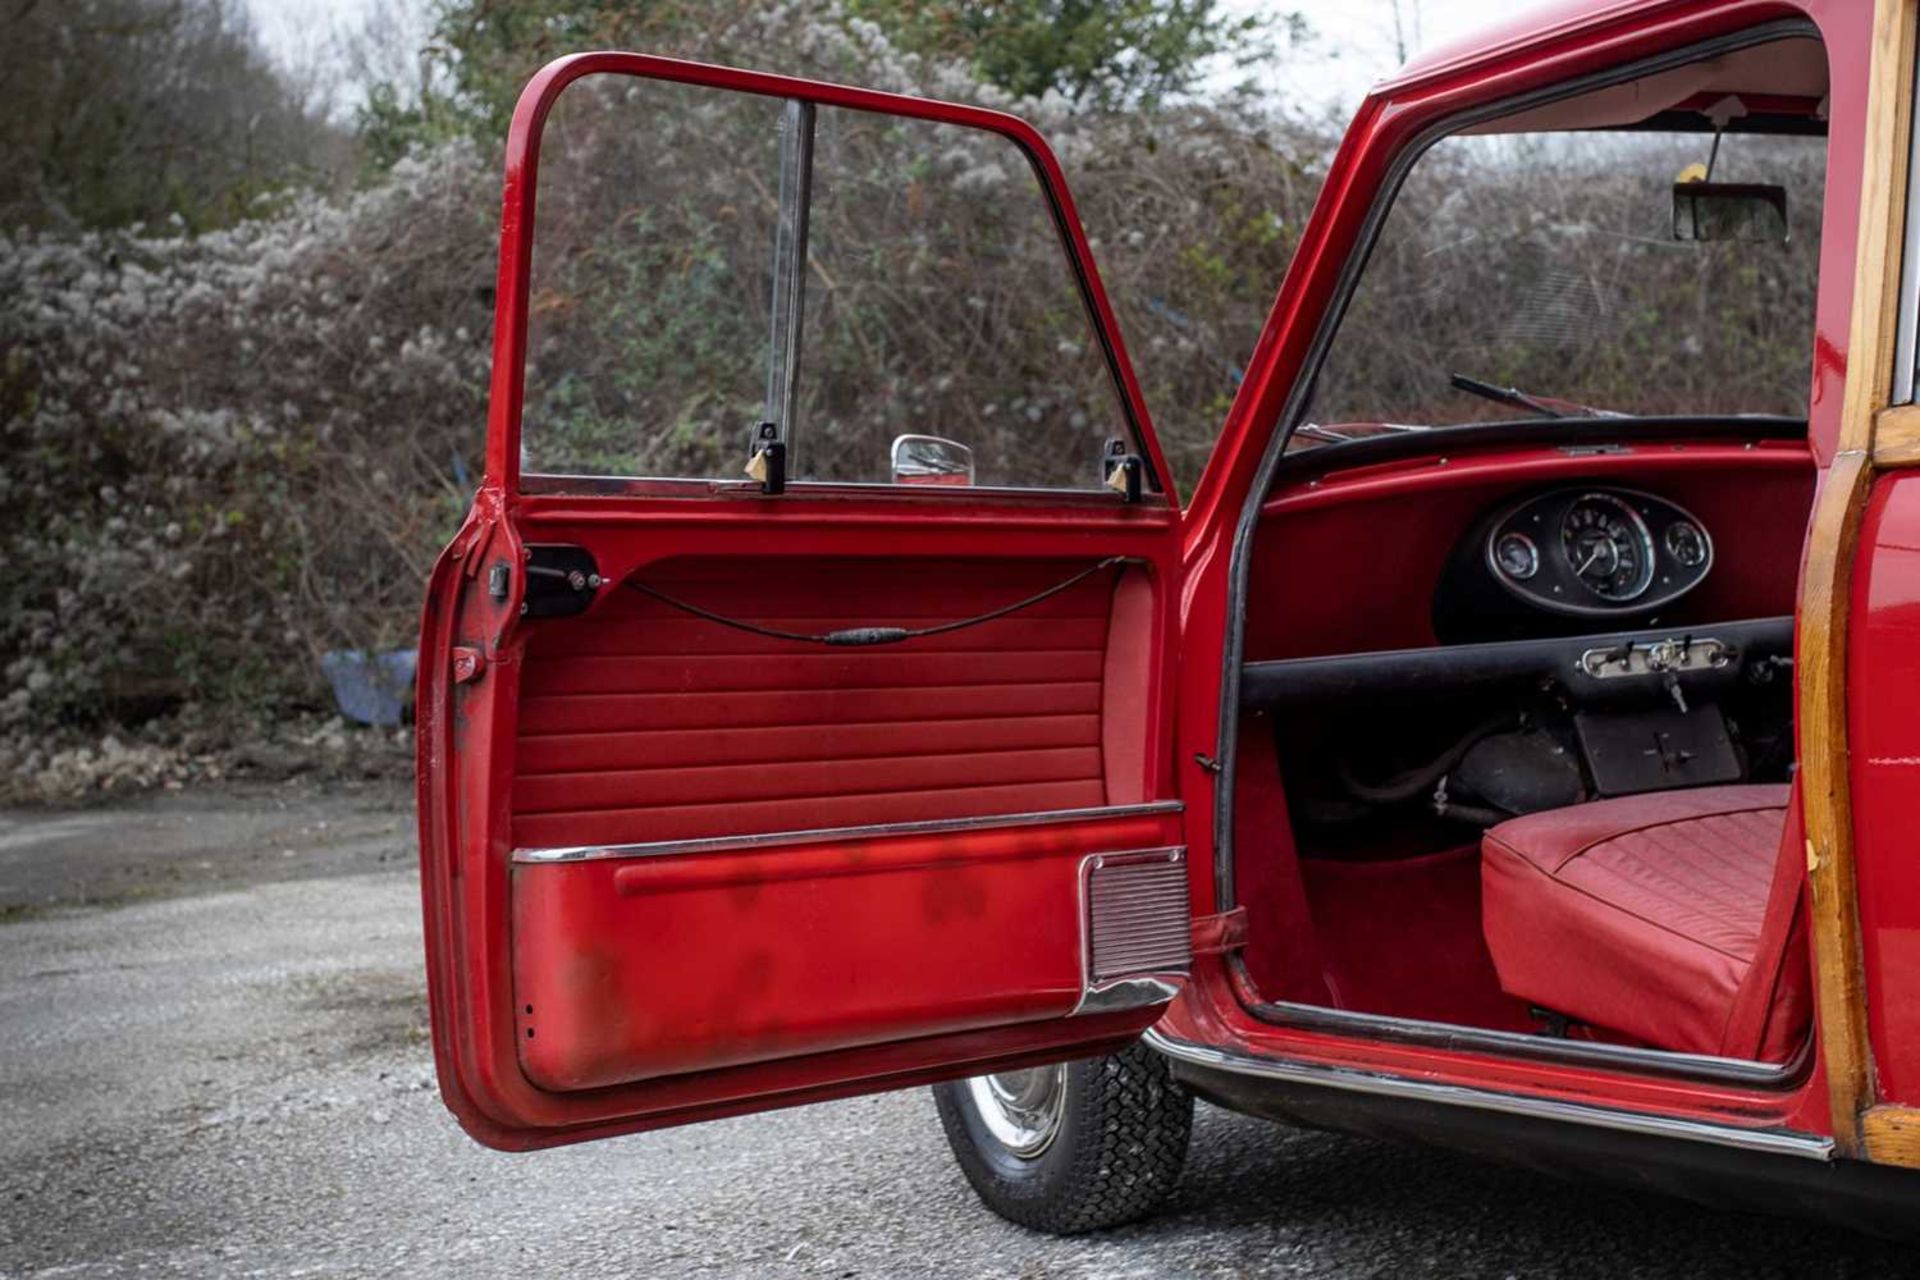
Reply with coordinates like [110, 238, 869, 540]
[934, 1043, 1192, 1235]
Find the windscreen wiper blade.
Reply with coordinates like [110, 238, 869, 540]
[1294, 421, 1431, 444]
[1448, 372, 1570, 418]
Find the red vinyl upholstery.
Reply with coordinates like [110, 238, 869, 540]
[511, 556, 1147, 851]
[1480, 784, 1810, 1061]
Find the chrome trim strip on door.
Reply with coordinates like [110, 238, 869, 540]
[1142, 1029, 1834, 1161]
[511, 800, 1185, 864]
[1076, 976, 1182, 1015]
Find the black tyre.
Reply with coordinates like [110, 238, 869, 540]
[932, 1043, 1193, 1234]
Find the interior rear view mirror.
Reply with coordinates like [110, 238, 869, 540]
[1672, 182, 1788, 242]
[891, 434, 975, 486]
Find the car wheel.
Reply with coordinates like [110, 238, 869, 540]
[932, 1043, 1193, 1234]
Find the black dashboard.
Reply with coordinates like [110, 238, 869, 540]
[1435, 485, 1717, 643]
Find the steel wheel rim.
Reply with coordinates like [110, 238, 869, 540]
[966, 1064, 1068, 1158]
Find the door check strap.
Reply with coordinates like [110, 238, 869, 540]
[1190, 907, 1249, 956]
[623, 557, 1125, 647]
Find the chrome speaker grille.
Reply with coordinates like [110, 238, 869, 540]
[1083, 848, 1190, 984]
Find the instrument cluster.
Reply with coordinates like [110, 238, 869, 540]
[1483, 487, 1713, 617]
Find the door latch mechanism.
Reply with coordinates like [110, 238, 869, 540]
[521, 545, 603, 619]
[745, 421, 787, 495]
[1103, 439, 1143, 503]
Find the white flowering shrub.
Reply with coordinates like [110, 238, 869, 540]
[0, 1, 1320, 754]
[1, 142, 497, 731]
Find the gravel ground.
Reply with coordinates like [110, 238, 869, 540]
[2, 784, 1916, 1279]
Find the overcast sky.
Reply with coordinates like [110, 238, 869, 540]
[249, 0, 1546, 115]
[1218, 0, 1520, 109]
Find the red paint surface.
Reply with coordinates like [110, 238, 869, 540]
[1228, 715, 1328, 1005]
[1303, 845, 1534, 1032]
[1244, 442, 1814, 661]
[1847, 475, 1920, 1105]
[421, 0, 1886, 1157]
[515, 825, 1098, 1091]
[419, 498, 1187, 1146]
[422, 52, 1196, 1149]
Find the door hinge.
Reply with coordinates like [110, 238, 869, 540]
[451, 647, 486, 684]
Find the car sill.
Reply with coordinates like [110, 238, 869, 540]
[1143, 1028, 1834, 1161]
[1243, 989, 1808, 1088]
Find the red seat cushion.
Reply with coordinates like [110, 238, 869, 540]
[1481, 784, 1804, 1059]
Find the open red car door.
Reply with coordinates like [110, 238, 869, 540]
[417, 54, 1193, 1149]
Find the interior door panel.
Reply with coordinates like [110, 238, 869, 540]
[420, 505, 1189, 1145]
[497, 552, 1177, 1095]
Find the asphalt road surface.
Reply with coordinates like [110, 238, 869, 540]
[3, 784, 1917, 1279]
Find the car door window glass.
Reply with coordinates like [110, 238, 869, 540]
[522, 76, 781, 481]
[520, 74, 1131, 492]
[795, 107, 1127, 488]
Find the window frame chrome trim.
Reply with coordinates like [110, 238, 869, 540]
[511, 800, 1185, 864]
[517, 472, 1138, 502]
[1142, 1029, 1834, 1161]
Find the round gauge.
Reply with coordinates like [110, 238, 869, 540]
[1492, 531, 1540, 580]
[1560, 493, 1656, 602]
[1665, 519, 1710, 568]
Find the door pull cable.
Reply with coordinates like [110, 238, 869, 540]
[623, 556, 1125, 647]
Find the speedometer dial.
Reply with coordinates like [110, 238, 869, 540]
[1559, 493, 1655, 602]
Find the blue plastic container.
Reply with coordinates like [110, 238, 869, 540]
[320, 648, 419, 726]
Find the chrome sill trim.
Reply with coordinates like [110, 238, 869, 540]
[1142, 1029, 1833, 1162]
[1248, 996, 1807, 1089]
[512, 801, 1185, 864]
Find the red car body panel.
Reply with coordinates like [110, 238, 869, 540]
[419, 0, 1920, 1183]
[1848, 473, 1920, 1110]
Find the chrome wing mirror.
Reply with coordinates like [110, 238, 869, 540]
[890, 434, 975, 486]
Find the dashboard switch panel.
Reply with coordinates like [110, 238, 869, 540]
[1578, 636, 1733, 679]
